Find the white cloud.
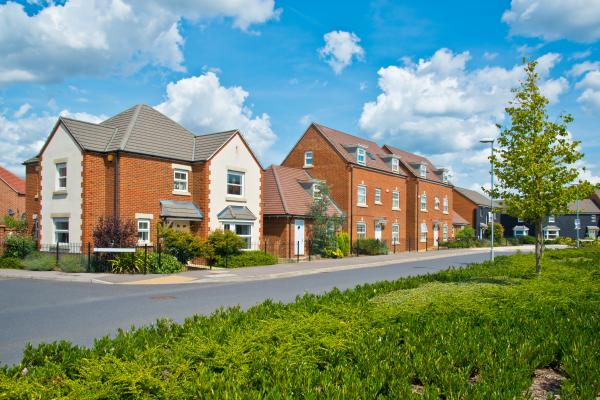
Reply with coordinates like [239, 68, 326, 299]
[483, 51, 498, 61]
[573, 65, 600, 112]
[299, 114, 312, 126]
[569, 61, 600, 77]
[13, 103, 31, 118]
[359, 81, 368, 91]
[359, 48, 568, 188]
[155, 72, 276, 155]
[502, 0, 600, 42]
[0, 0, 280, 84]
[570, 49, 592, 60]
[318, 30, 365, 74]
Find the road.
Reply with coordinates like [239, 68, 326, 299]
[0, 251, 508, 366]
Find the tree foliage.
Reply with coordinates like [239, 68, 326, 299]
[306, 182, 345, 255]
[488, 60, 596, 273]
[92, 216, 137, 248]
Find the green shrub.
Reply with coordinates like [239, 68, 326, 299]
[109, 252, 142, 274]
[3, 234, 35, 259]
[203, 229, 246, 265]
[0, 257, 22, 269]
[215, 250, 277, 268]
[336, 232, 350, 256]
[486, 221, 504, 240]
[160, 228, 203, 264]
[147, 252, 184, 274]
[456, 226, 475, 240]
[353, 238, 388, 255]
[519, 235, 536, 244]
[322, 246, 344, 258]
[20, 252, 55, 271]
[442, 240, 472, 248]
[3, 215, 28, 233]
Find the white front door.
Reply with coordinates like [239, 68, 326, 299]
[433, 224, 439, 246]
[294, 219, 305, 255]
[375, 224, 382, 241]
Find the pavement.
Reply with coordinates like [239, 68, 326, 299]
[0, 245, 541, 286]
[0, 246, 553, 367]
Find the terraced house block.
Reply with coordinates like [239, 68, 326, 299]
[24, 104, 263, 250]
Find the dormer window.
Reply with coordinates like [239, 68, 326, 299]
[392, 158, 400, 173]
[356, 148, 366, 166]
[304, 151, 313, 167]
[419, 164, 427, 178]
[442, 171, 449, 184]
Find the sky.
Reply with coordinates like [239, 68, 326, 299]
[1, 0, 599, 192]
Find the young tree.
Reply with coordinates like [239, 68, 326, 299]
[488, 60, 595, 273]
[307, 182, 345, 254]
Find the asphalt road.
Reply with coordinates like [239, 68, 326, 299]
[0, 251, 508, 366]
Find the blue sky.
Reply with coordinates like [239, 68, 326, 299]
[1, 0, 599, 191]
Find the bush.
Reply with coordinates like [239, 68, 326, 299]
[204, 230, 246, 264]
[109, 252, 142, 274]
[3, 215, 28, 233]
[3, 234, 35, 259]
[93, 216, 137, 248]
[214, 250, 277, 268]
[109, 252, 184, 274]
[336, 232, 350, 256]
[147, 252, 184, 274]
[486, 222, 504, 240]
[0, 257, 22, 269]
[354, 239, 388, 255]
[322, 246, 344, 258]
[519, 235, 536, 244]
[456, 226, 475, 240]
[161, 228, 203, 264]
[441, 240, 472, 248]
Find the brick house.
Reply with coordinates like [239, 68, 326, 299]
[453, 187, 498, 239]
[382, 145, 453, 250]
[0, 165, 25, 217]
[24, 104, 263, 250]
[281, 123, 408, 251]
[263, 165, 343, 258]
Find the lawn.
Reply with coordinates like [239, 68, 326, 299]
[1, 248, 599, 398]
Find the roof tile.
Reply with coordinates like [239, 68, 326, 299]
[0, 166, 25, 194]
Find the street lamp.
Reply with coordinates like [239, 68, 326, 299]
[480, 138, 495, 262]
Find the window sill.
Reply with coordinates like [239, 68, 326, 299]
[226, 196, 247, 203]
[420, 209, 428, 213]
[172, 191, 191, 196]
[303, 164, 313, 168]
[137, 242, 153, 247]
[374, 201, 382, 205]
[443, 211, 449, 215]
[53, 190, 67, 196]
[392, 207, 401, 211]
[357, 204, 368, 208]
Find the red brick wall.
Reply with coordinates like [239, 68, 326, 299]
[81, 153, 115, 246]
[453, 189, 476, 227]
[412, 180, 453, 250]
[264, 216, 312, 258]
[25, 162, 41, 239]
[0, 179, 25, 217]
[191, 161, 210, 237]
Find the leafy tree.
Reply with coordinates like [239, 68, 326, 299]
[488, 60, 595, 273]
[457, 226, 475, 241]
[93, 216, 137, 248]
[307, 182, 345, 255]
[487, 222, 504, 241]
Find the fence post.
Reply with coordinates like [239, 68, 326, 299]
[87, 242, 91, 272]
[157, 241, 162, 271]
[144, 244, 148, 275]
[393, 241, 396, 254]
[264, 239, 267, 255]
[356, 240, 359, 257]
[296, 241, 300, 263]
[55, 243, 59, 266]
[308, 240, 311, 261]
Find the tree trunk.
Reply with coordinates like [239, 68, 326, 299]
[535, 220, 542, 274]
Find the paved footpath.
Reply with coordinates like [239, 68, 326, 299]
[0, 245, 541, 286]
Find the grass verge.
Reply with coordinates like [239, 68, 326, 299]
[1, 248, 599, 398]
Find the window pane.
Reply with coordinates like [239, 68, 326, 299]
[55, 221, 68, 230]
[228, 184, 242, 195]
[236, 224, 251, 236]
[227, 173, 242, 185]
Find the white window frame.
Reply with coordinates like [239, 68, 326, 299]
[517, 217, 524, 223]
[357, 222, 366, 239]
[357, 185, 367, 206]
[513, 227, 529, 237]
[443, 196, 449, 214]
[419, 164, 427, 178]
[434, 197, 440, 210]
[356, 148, 366, 166]
[374, 188, 382, 204]
[55, 162, 67, 191]
[442, 171, 449, 184]
[392, 191, 400, 210]
[391, 158, 400, 173]
[304, 151, 313, 167]
[391, 224, 399, 244]
[53, 217, 69, 244]
[173, 169, 189, 193]
[420, 192, 427, 211]
[591, 214, 597, 223]
[543, 228, 559, 240]
[312, 183, 321, 199]
[223, 222, 253, 250]
[420, 222, 428, 242]
[442, 224, 448, 241]
[548, 215, 555, 223]
[137, 219, 151, 244]
[227, 170, 245, 197]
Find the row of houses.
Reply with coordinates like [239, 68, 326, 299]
[7, 104, 600, 258]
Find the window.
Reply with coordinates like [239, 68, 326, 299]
[312, 183, 321, 199]
[55, 162, 67, 190]
[304, 151, 313, 167]
[375, 188, 381, 204]
[443, 196, 449, 214]
[173, 169, 188, 192]
[392, 191, 400, 210]
[592, 215, 597, 223]
[357, 222, 366, 239]
[548, 215, 555, 223]
[517, 217, 524, 223]
[223, 223, 252, 249]
[356, 148, 366, 165]
[434, 197, 440, 210]
[53, 218, 69, 244]
[419, 164, 427, 178]
[420, 192, 427, 211]
[227, 170, 244, 197]
[357, 185, 367, 206]
[391, 224, 399, 244]
[392, 158, 400, 173]
[137, 219, 150, 244]
[543, 227, 559, 240]
[442, 171, 449, 184]
[420, 222, 428, 242]
[513, 226, 529, 237]
[443, 224, 448, 241]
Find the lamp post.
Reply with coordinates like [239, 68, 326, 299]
[576, 197, 580, 248]
[480, 138, 495, 262]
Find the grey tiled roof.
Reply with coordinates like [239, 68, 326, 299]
[567, 198, 600, 214]
[160, 200, 203, 220]
[37, 104, 238, 162]
[454, 187, 492, 207]
[217, 205, 257, 221]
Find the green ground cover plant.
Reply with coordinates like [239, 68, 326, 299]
[0, 252, 86, 273]
[1, 248, 599, 398]
[214, 250, 277, 268]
